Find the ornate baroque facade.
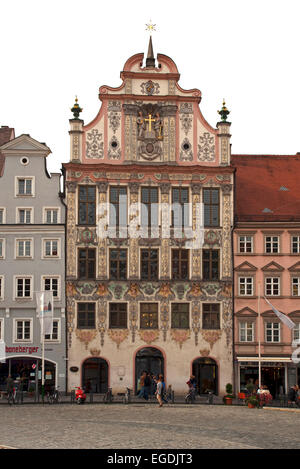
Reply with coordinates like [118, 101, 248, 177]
[64, 42, 234, 394]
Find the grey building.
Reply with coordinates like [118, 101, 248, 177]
[0, 132, 66, 392]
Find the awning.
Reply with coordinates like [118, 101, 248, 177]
[237, 357, 292, 362]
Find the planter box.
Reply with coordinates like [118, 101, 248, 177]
[224, 397, 232, 405]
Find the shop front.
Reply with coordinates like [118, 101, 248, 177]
[237, 358, 291, 398]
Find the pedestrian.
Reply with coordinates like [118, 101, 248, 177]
[6, 375, 14, 404]
[160, 374, 168, 403]
[137, 371, 147, 400]
[144, 372, 151, 400]
[155, 375, 163, 407]
[287, 384, 300, 407]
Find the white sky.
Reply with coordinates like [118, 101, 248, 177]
[1, 0, 300, 174]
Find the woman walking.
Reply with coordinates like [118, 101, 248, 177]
[156, 374, 163, 407]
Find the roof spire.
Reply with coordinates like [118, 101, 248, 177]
[145, 20, 156, 68]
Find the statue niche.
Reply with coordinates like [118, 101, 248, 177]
[137, 104, 163, 161]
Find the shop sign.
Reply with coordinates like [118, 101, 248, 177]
[6, 346, 39, 354]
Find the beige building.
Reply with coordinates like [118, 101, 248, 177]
[63, 39, 234, 395]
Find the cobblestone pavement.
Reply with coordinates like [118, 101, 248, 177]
[0, 404, 299, 449]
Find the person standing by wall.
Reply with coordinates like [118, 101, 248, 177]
[156, 375, 163, 407]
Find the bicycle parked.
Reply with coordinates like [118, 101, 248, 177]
[103, 387, 113, 403]
[122, 387, 132, 404]
[47, 387, 62, 404]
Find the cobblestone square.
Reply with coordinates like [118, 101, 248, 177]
[0, 404, 299, 449]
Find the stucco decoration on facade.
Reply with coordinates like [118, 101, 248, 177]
[108, 329, 129, 349]
[170, 329, 191, 349]
[86, 129, 104, 159]
[139, 329, 160, 344]
[197, 132, 215, 162]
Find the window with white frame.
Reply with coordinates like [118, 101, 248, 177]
[238, 277, 254, 296]
[293, 323, 300, 344]
[0, 276, 3, 299]
[43, 276, 59, 299]
[18, 208, 32, 224]
[14, 319, 32, 342]
[265, 236, 280, 253]
[45, 208, 59, 224]
[16, 239, 32, 258]
[239, 321, 254, 342]
[292, 277, 300, 297]
[265, 277, 280, 296]
[265, 322, 280, 342]
[43, 239, 59, 258]
[44, 320, 60, 341]
[0, 209, 4, 224]
[239, 235, 253, 253]
[291, 236, 300, 254]
[16, 277, 32, 298]
[0, 239, 4, 258]
[16, 177, 33, 196]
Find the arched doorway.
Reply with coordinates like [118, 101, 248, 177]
[192, 357, 218, 395]
[82, 358, 108, 393]
[135, 347, 164, 394]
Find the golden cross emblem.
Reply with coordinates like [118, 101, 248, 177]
[144, 113, 156, 132]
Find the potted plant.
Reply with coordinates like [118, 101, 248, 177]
[246, 394, 259, 408]
[223, 383, 234, 405]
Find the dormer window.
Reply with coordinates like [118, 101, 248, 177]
[16, 177, 34, 197]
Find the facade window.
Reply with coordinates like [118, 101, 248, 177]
[109, 186, 127, 231]
[78, 248, 96, 279]
[45, 320, 59, 341]
[265, 277, 280, 296]
[239, 235, 253, 253]
[239, 321, 254, 342]
[0, 209, 5, 224]
[239, 277, 254, 296]
[293, 323, 300, 343]
[45, 209, 59, 224]
[265, 322, 280, 343]
[202, 304, 220, 329]
[109, 303, 127, 329]
[172, 187, 189, 229]
[291, 236, 300, 254]
[292, 277, 300, 297]
[17, 239, 32, 258]
[43, 277, 59, 298]
[172, 249, 189, 280]
[78, 186, 96, 226]
[17, 178, 33, 196]
[171, 303, 189, 329]
[44, 240, 59, 257]
[204, 188, 219, 227]
[140, 303, 158, 329]
[16, 277, 32, 298]
[0, 239, 4, 258]
[0, 277, 3, 299]
[15, 320, 32, 341]
[18, 208, 32, 224]
[109, 249, 127, 280]
[265, 236, 279, 253]
[141, 248, 158, 280]
[77, 303, 96, 329]
[203, 249, 219, 281]
[141, 187, 158, 236]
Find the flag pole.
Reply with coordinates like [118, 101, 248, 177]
[258, 282, 261, 389]
[42, 306, 45, 403]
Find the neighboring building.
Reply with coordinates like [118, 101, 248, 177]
[0, 133, 66, 392]
[232, 154, 300, 397]
[64, 39, 234, 395]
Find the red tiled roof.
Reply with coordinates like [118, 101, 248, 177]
[232, 154, 300, 222]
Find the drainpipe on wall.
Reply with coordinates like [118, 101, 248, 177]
[59, 166, 68, 395]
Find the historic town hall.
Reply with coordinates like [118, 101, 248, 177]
[63, 37, 234, 395]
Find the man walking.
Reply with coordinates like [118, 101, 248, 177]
[6, 375, 15, 405]
[156, 375, 164, 407]
[287, 384, 299, 407]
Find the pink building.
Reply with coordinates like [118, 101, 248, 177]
[232, 154, 300, 397]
